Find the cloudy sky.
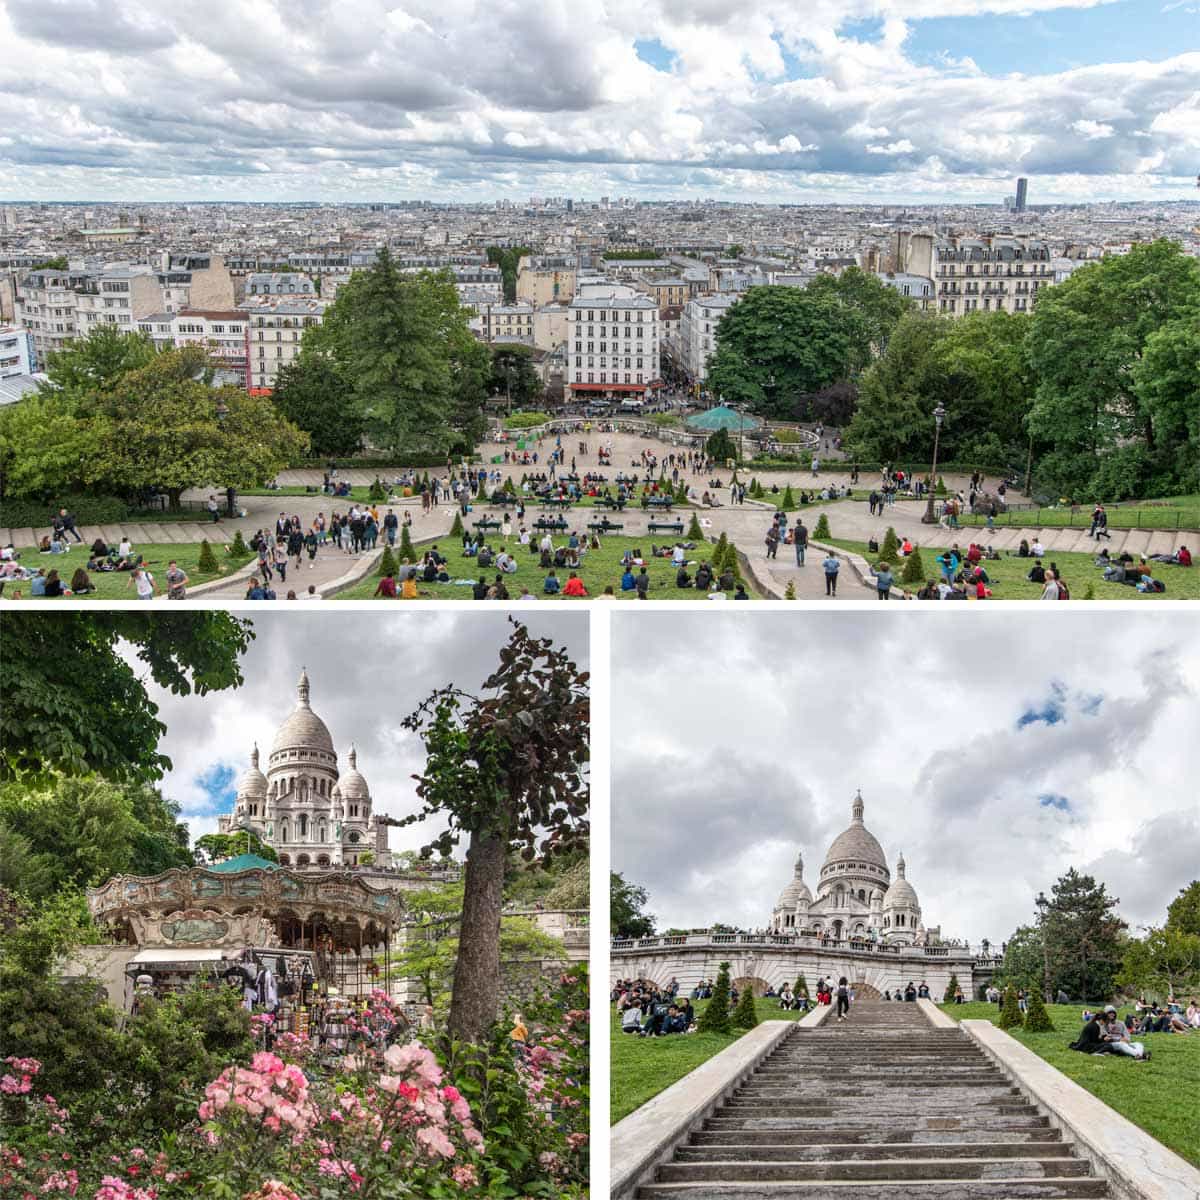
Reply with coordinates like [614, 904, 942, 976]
[612, 610, 1200, 944]
[1, 0, 1196, 203]
[131, 610, 589, 857]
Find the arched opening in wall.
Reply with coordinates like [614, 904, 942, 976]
[296, 854, 311, 867]
[278, 854, 291, 866]
[316, 855, 330, 867]
[849, 981, 881, 1000]
[832, 919, 844, 939]
[732, 976, 772, 998]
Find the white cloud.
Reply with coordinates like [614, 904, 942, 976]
[1072, 118, 1116, 138]
[866, 138, 917, 154]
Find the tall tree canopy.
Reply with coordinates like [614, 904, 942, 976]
[1038, 868, 1127, 1002]
[44, 324, 158, 400]
[805, 267, 912, 354]
[1026, 239, 1200, 499]
[0, 612, 253, 785]
[706, 286, 872, 420]
[399, 620, 589, 1042]
[307, 249, 486, 457]
[611, 871, 655, 938]
[488, 344, 544, 411]
[270, 355, 364, 458]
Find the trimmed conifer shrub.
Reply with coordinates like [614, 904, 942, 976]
[794, 975, 808, 999]
[936, 475, 947, 495]
[943, 973, 961, 1003]
[197, 540, 218, 574]
[998, 985, 1023, 1030]
[784, 580, 796, 599]
[377, 546, 399, 577]
[732, 982, 759, 1030]
[1023, 987, 1054, 1032]
[676, 480, 689, 503]
[228, 530, 249, 558]
[503, 476, 516, 495]
[1083, 582, 1095, 600]
[449, 512, 464, 537]
[399, 525, 416, 562]
[714, 531, 730, 568]
[781, 485, 795, 509]
[880, 526, 900, 562]
[686, 513, 704, 540]
[813, 513, 831, 540]
[368, 478, 387, 502]
[901, 545, 925, 585]
[698, 962, 733, 1034]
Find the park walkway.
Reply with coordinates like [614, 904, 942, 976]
[636, 1000, 1107, 1198]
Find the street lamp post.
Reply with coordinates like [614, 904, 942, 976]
[1035, 890, 1051, 1002]
[921, 402, 947, 524]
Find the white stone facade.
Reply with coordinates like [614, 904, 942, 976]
[679, 293, 738, 382]
[566, 284, 661, 401]
[240, 295, 329, 390]
[136, 308, 249, 387]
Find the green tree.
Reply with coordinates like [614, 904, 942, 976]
[943, 972, 961, 1003]
[377, 545, 399, 577]
[1023, 986, 1054, 1032]
[794, 974, 808, 998]
[880, 526, 899, 562]
[900, 545, 925, 585]
[488, 345, 544, 411]
[686, 512, 704, 540]
[399, 523, 416, 563]
[1040, 868, 1127, 1001]
[732, 981, 759, 1029]
[486, 246, 531, 302]
[781, 484, 795, 508]
[1027, 240, 1200, 499]
[197, 539, 219, 574]
[806, 266, 911, 355]
[1166, 881, 1200, 936]
[83, 347, 308, 510]
[706, 427, 737, 462]
[1133, 319, 1200, 491]
[543, 854, 590, 910]
[812, 513, 831, 540]
[398, 621, 589, 1043]
[0, 391, 97, 500]
[30, 255, 68, 270]
[450, 512, 465, 538]
[44, 324, 158, 400]
[698, 962, 733, 1034]
[193, 830, 279, 865]
[611, 872, 655, 938]
[1118, 926, 1200, 1000]
[997, 924, 1044, 992]
[229, 529, 249, 558]
[271, 355, 364, 457]
[706, 287, 872, 420]
[998, 984, 1023, 1030]
[0, 613, 253, 786]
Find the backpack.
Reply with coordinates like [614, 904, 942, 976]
[1057, 582, 1070, 600]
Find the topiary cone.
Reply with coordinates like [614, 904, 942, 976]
[998, 985, 1023, 1030]
[813, 513, 831, 540]
[901, 545, 925, 585]
[197, 540, 218, 574]
[732, 982, 759, 1030]
[377, 546, 399, 577]
[698, 962, 733, 1034]
[1023, 987, 1054, 1032]
[880, 526, 899, 563]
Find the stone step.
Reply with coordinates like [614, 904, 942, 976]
[738, 1084, 1020, 1099]
[753, 1066, 1000, 1078]
[638, 1179, 1109, 1198]
[677, 1142, 1076, 1163]
[722, 1099, 1038, 1115]
[706, 1115, 1052, 1133]
[694, 1127, 1061, 1147]
[655, 1157, 1092, 1182]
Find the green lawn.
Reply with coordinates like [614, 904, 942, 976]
[612, 998, 805, 1123]
[241, 485, 384, 501]
[827, 538, 1199, 600]
[941, 1002, 1199, 1167]
[6, 541, 254, 600]
[957, 495, 1200, 533]
[335, 532, 756, 600]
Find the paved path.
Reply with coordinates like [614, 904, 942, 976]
[637, 1000, 1107, 1198]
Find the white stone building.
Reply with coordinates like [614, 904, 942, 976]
[240, 295, 329, 391]
[136, 309, 249, 387]
[0, 324, 36, 377]
[566, 284, 661, 402]
[679, 293, 738, 382]
[481, 301, 535, 344]
[218, 670, 392, 870]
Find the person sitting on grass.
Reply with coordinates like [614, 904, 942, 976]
[543, 569, 561, 595]
[694, 561, 713, 591]
[734, 583, 749, 600]
[1149, 545, 1191, 566]
[562, 571, 588, 597]
[42, 568, 66, 597]
[496, 547, 518, 574]
[620, 1003, 643, 1034]
[29, 568, 47, 596]
[1102, 1008, 1148, 1060]
[620, 566, 636, 592]
[1027, 559, 1046, 584]
[675, 564, 692, 589]
[374, 572, 398, 598]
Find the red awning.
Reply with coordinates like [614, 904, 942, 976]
[247, 387, 274, 397]
[568, 382, 652, 392]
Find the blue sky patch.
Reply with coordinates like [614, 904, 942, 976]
[1039, 793, 1072, 812]
[1079, 693, 1104, 715]
[189, 763, 237, 817]
[634, 38, 675, 72]
[1017, 681, 1069, 729]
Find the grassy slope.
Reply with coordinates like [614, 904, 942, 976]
[957, 495, 1200, 532]
[7, 541, 254, 600]
[336, 533, 756, 601]
[827, 538, 1200, 600]
[940, 1002, 1199, 1166]
[611, 997, 804, 1124]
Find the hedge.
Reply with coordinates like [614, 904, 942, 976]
[503, 411, 553, 430]
[0, 494, 130, 527]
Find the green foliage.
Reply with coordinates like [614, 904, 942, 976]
[813, 513, 831, 539]
[504, 409, 552, 429]
[880, 526, 899, 562]
[706, 427, 737, 462]
[1167, 881, 1200, 936]
[196, 539, 218, 574]
[399, 522, 416, 562]
[611, 871, 655, 937]
[450, 511, 465, 537]
[0, 493, 129, 527]
[806, 267, 913, 354]
[900, 545, 925, 584]
[602, 248, 659, 259]
[781, 484, 795, 508]
[686, 513, 704, 540]
[794, 974, 808, 998]
[502, 475, 516, 495]
[784, 579, 796, 599]
[706, 285, 874, 420]
[0, 613, 252, 786]
[732, 982, 759, 1030]
[943, 973, 961, 1002]
[1023, 986, 1054, 1032]
[376, 545, 399, 577]
[193, 830, 278, 864]
[485, 245, 530, 301]
[1039, 868, 1127, 1001]
[31, 255, 68, 270]
[713, 531, 730, 570]
[1083, 582, 1096, 600]
[542, 854, 590, 910]
[998, 984, 1023, 1030]
[367, 477, 387, 502]
[228, 528, 248, 556]
[1028, 240, 1200, 499]
[270, 355, 364, 457]
[698, 962, 733, 1034]
[489, 346, 544, 410]
[45, 324, 158, 400]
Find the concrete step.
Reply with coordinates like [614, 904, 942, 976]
[677, 1142, 1076, 1163]
[706, 1115, 1052, 1133]
[694, 1127, 1062, 1146]
[753, 1065, 1001, 1078]
[655, 1157, 1093, 1182]
[639, 1180, 1108, 1198]
[722, 1098, 1039, 1115]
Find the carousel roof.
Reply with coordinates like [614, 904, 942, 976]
[685, 405, 762, 432]
[207, 853, 281, 873]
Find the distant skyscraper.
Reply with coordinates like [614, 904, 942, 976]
[1015, 178, 1028, 213]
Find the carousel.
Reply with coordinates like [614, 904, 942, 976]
[86, 853, 406, 1028]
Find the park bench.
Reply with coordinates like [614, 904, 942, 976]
[534, 518, 568, 532]
[648, 521, 684, 535]
[489, 493, 519, 506]
[540, 497, 573, 508]
[588, 520, 624, 533]
[598, 497, 627, 510]
[473, 518, 502, 533]
[641, 497, 673, 510]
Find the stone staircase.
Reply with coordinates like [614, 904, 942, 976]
[637, 1001, 1108, 1198]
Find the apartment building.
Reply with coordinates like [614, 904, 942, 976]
[516, 255, 577, 306]
[876, 271, 935, 310]
[241, 296, 329, 391]
[566, 284, 661, 401]
[678, 293, 738, 382]
[636, 276, 689, 315]
[0, 324, 36, 377]
[244, 272, 316, 298]
[532, 303, 568, 353]
[136, 309, 250, 388]
[481, 302, 535, 344]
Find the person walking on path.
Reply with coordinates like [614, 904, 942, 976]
[165, 560, 189, 601]
[822, 551, 840, 596]
[869, 561, 895, 599]
[794, 519, 808, 566]
[836, 976, 851, 1022]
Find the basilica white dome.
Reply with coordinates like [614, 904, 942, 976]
[270, 669, 336, 758]
[820, 790, 889, 875]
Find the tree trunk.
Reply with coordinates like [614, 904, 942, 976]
[447, 826, 507, 1044]
[167, 487, 183, 512]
